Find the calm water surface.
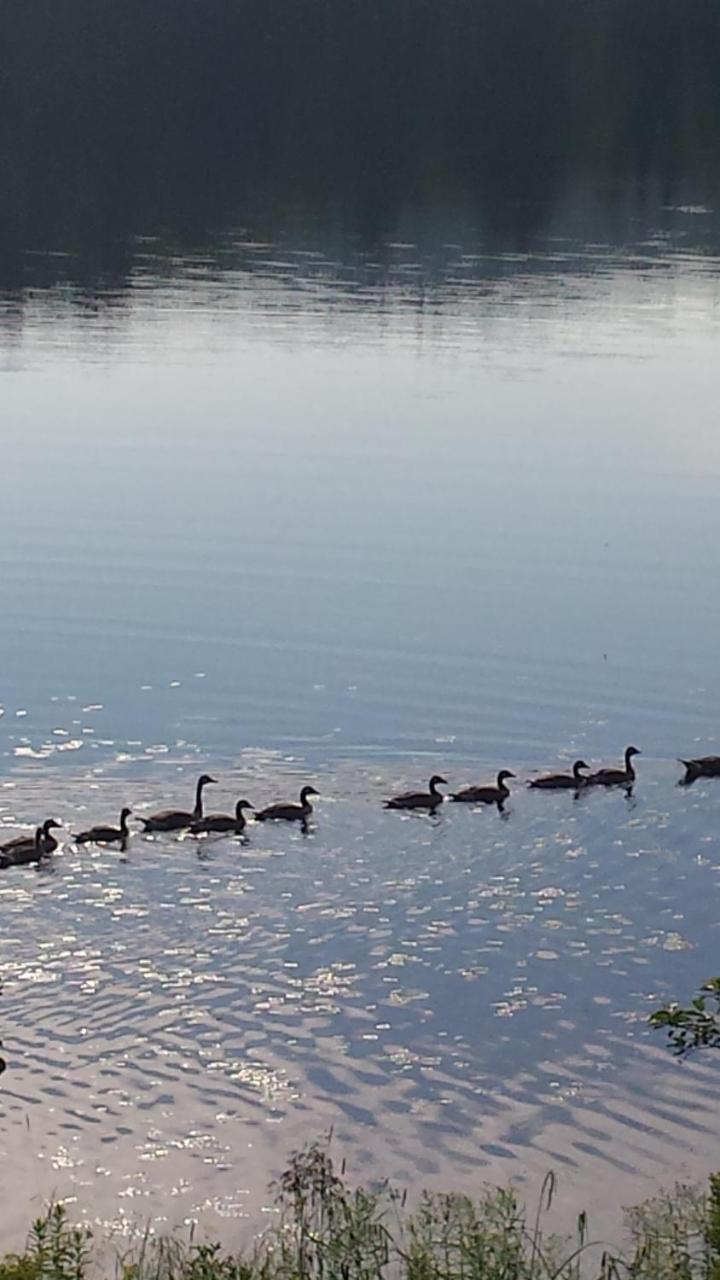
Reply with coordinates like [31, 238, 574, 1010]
[1, 205, 720, 1241]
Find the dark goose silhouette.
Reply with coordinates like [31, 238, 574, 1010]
[256, 786, 319, 823]
[73, 808, 132, 845]
[190, 799, 254, 834]
[0, 818, 61, 858]
[587, 746, 640, 787]
[0, 827, 48, 868]
[679, 755, 720, 784]
[529, 760, 589, 790]
[142, 774, 217, 832]
[385, 775, 447, 811]
[452, 770, 515, 805]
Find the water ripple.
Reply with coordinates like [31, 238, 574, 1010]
[0, 759, 718, 1239]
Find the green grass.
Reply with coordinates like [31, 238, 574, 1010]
[3, 1143, 720, 1280]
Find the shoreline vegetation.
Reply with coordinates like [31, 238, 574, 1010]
[650, 979, 720, 1059]
[2, 1143, 720, 1280]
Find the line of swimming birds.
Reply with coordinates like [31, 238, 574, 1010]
[1, 746, 719, 870]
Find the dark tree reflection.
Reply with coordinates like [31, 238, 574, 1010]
[0, 0, 718, 290]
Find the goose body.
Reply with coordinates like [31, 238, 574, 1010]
[73, 808, 132, 845]
[679, 755, 720, 784]
[385, 775, 447, 811]
[587, 746, 640, 787]
[256, 786, 319, 823]
[529, 760, 589, 790]
[190, 799, 254, 834]
[142, 774, 216, 832]
[452, 770, 515, 805]
[0, 818, 61, 859]
[0, 827, 47, 869]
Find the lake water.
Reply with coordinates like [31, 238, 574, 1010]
[2, 196, 720, 1244]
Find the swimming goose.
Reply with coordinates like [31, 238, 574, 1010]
[0, 818, 61, 858]
[384, 775, 447, 811]
[141, 774, 217, 832]
[679, 755, 720, 784]
[529, 760, 590, 790]
[73, 808, 132, 845]
[587, 746, 640, 787]
[452, 770, 515, 806]
[255, 786, 319, 823]
[0, 827, 47, 868]
[190, 799, 254, 834]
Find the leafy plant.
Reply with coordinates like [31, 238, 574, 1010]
[649, 978, 720, 1058]
[0, 1205, 93, 1280]
[269, 1142, 393, 1280]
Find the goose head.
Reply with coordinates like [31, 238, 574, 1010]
[300, 786, 319, 803]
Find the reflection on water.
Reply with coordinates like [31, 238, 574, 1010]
[0, 758, 719, 1240]
[2, 53, 720, 1234]
[2, 0, 719, 269]
[2, 208, 720, 771]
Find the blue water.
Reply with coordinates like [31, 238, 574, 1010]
[1, 208, 720, 1241]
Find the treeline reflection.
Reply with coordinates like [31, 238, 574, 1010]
[1, 0, 719, 293]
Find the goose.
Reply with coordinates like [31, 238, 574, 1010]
[141, 774, 217, 832]
[452, 770, 515, 806]
[587, 746, 640, 787]
[255, 786, 319, 823]
[73, 808, 132, 845]
[679, 755, 720, 784]
[190, 799, 254, 834]
[384, 775, 446, 811]
[0, 818, 61, 858]
[529, 760, 590, 790]
[0, 827, 47, 869]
